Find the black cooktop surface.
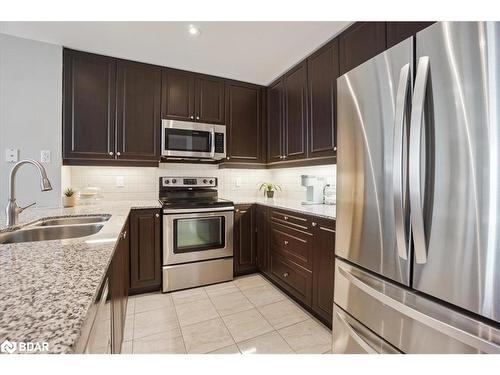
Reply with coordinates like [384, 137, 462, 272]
[159, 197, 234, 209]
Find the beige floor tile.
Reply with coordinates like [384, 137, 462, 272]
[126, 298, 135, 316]
[237, 331, 294, 354]
[278, 319, 332, 354]
[123, 316, 134, 341]
[121, 340, 133, 354]
[234, 274, 269, 291]
[181, 318, 235, 354]
[221, 308, 273, 343]
[171, 287, 209, 305]
[134, 292, 173, 314]
[208, 344, 241, 354]
[205, 281, 240, 297]
[241, 284, 286, 307]
[257, 300, 309, 329]
[210, 291, 254, 316]
[133, 328, 186, 354]
[175, 298, 219, 327]
[134, 306, 179, 339]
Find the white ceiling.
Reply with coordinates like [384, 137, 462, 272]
[0, 21, 351, 85]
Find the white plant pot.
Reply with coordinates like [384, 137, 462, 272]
[62, 195, 76, 208]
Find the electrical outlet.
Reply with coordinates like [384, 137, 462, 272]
[116, 176, 125, 187]
[5, 148, 18, 162]
[40, 150, 51, 163]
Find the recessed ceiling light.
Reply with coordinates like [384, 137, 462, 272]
[188, 24, 201, 37]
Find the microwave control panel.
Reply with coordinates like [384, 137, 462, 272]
[215, 133, 224, 153]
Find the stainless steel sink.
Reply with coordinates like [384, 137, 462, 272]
[0, 223, 105, 244]
[32, 215, 110, 227]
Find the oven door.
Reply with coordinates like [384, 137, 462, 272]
[163, 209, 234, 265]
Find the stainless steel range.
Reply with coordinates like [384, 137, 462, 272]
[159, 176, 234, 292]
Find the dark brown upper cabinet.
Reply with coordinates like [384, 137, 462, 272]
[267, 79, 284, 163]
[283, 61, 308, 161]
[63, 49, 116, 161]
[339, 22, 387, 75]
[234, 205, 257, 276]
[386, 22, 435, 48]
[307, 40, 339, 159]
[116, 60, 161, 161]
[225, 82, 264, 163]
[162, 68, 225, 125]
[129, 209, 162, 295]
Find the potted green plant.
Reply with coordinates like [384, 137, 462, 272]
[62, 188, 76, 208]
[259, 182, 281, 198]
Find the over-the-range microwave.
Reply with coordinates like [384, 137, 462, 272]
[161, 119, 226, 160]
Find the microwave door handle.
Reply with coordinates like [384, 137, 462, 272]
[409, 56, 430, 264]
[210, 128, 216, 158]
[393, 63, 411, 260]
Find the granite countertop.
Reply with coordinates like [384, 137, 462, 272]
[0, 200, 161, 354]
[222, 196, 336, 220]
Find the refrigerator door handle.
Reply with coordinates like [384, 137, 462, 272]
[393, 63, 411, 260]
[409, 56, 430, 264]
[334, 309, 378, 354]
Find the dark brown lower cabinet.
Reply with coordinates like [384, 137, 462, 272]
[256, 205, 269, 275]
[311, 218, 335, 327]
[111, 220, 129, 353]
[233, 205, 257, 275]
[129, 209, 162, 295]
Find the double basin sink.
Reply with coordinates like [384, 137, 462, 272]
[0, 215, 110, 244]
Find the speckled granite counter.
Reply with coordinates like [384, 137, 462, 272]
[222, 196, 336, 220]
[0, 200, 160, 354]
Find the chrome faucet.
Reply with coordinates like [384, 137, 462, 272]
[5, 159, 53, 227]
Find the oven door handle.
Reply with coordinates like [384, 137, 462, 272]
[163, 206, 235, 214]
[210, 128, 216, 159]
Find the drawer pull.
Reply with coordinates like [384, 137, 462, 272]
[284, 240, 289, 246]
[284, 216, 289, 220]
[282, 272, 289, 278]
[312, 222, 317, 227]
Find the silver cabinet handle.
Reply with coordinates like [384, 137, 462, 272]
[108, 152, 114, 156]
[334, 146, 337, 151]
[393, 63, 411, 261]
[235, 209, 240, 213]
[116, 152, 121, 156]
[284, 240, 289, 246]
[283, 155, 287, 159]
[312, 222, 317, 227]
[155, 213, 159, 218]
[282, 272, 289, 278]
[284, 216, 288, 221]
[409, 56, 430, 264]
[227, 157, 230, 160]
[121, 230, 127, 239]
[196, 116, 200, 120]
[190, 115, 194, 120]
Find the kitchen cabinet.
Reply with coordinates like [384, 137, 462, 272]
[233, 204, 257, 275]
[225, 82, 265, 164]
[307, 40, 339, 159]
[129, 209, 162, 294]
[63, 49, 116, 161]
[111, 220, 129, 353]
[116, 60, 161, 161]
[267, 79, 284, 162]
[311, 217, 335, 327]
[339, 22, 386, 75]
[386, 22, 435, 48]
[256, 205, 269, 275]
[162, 68, 225, 125]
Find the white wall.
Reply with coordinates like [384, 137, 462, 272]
[0, 33, 62, 208]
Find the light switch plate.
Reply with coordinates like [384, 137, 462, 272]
[116, 176, 125, 187]
[5, 148, 18, 162]
[40, 150, 51, 163]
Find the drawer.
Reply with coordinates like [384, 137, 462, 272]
[270, 209, 312, 232]
[271, 222, 313, 270]
[270, 252, 312, 306]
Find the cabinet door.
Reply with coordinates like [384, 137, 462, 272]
[307, 40, 339, 159]
[129, 209, 162, 294]
[162, 68, 195, 121]
[267, 79, 284, 162]
[225, 82, 263, 163]
[284, 61, 308, 160]
[339, 22, 387, 75]
[116, 60, 161, 161]
[63, 49, 116, 161]
[256, 205, 269, 274]
[386, 22, 434, 48]
[312, 218, 335, 327]
[195, 76, 225, 124]
[234, 205, 257, 275]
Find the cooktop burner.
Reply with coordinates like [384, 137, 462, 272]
[158, 197, 233, 209]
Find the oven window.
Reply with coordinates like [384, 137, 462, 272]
[173, 216, 225, 253]
[165, 129, 210, 152]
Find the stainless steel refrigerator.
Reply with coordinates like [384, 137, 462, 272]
[334, 21, 500, 354]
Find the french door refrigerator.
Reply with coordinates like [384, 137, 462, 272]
[334, 21, 500, 354]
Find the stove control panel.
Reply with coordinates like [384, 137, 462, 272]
[160, 177, 217, 188]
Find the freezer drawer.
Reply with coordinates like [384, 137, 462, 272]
[333, 305, 401, 354]
[334, 259, 500, 353]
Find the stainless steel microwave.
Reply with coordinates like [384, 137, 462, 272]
[161, 119, 226, 160]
